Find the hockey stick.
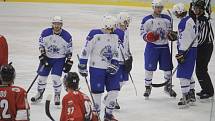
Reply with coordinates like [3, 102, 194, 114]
[24, 97, 30, 121]
[119, 48, 137, 96]
[27, 65, 45, 93]
[167, 9, 173, 88]
[209, 96, 214, 121]
[45, 94, 55, 121]
[77, 54, 101, 121]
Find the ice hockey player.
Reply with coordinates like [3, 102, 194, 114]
[60, 72, 98, 121]
[31, 16, 73, 106]
[0, 64, 30, 121]
[172, 3, 198, 108]
[140, 0, 176, 99]
[113, 12, 133, 109]
[78, 15, 122, 121]
[0, 35, 8, 67]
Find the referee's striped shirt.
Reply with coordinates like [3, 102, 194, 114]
[197, 18, 214, 45]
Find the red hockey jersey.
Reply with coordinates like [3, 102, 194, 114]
[60, 90, 98, 121]
[0, 85, 30, 121]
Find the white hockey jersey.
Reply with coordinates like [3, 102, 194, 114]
[177, 16, 197, 51]
[79, 29, 123, 69]
[39, 28, 72, 58]
[140, 14, 172, 45]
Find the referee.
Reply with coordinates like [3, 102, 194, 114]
[189, 0, 214, 99]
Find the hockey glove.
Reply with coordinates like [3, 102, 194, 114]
[124, 56, 133, 73]
[63, 59, 73, 73]
[78, 64, 88, 77]
[107, 60, 119, 75]
[145, 31, 160, 42]
[167, 31, 178, 41]
[39, 54, 49, 67]
[175, 53, 185, 64]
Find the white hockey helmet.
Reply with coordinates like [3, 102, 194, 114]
[102, 15, 117, 29]
[152, 0, 164, 8]
[116, 12, 131, 24]
[172, 3, 186, 15]
[52, 16, 63, 23]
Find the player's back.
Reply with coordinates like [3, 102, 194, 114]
[61, 90, 90, 121]
[178, 15, 197, 51]
[0, 85, 28, 121]
[87, 29, 120, 69]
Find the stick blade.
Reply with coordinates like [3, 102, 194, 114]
[45, 94, 55, 121]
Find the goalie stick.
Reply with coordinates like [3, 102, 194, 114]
[45, 94, 55, 121]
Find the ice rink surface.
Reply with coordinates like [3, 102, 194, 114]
[0, 2, 215, 121]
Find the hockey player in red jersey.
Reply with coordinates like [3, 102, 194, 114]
[0, 64, 30, 121]
[0, 35, 8, 66]
[60, 72, 98, 121]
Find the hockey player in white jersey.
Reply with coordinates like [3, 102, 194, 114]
[78, 16, 123, 121]
[114, 12, 133, 109]
[31, 16, 73, 106]
[172, 3, 198, 108]
[140, 0, 176, 99]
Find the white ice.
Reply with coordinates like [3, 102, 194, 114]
[0, 2, 214, 121]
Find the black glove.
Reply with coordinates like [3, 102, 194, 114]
[175, 53, 185, 64]
[63, 59, 73, 73]
[167, 31, 178, 41]
[78, 64, 88, 77]
[39, 54, 49, 67]
[124, 56, 133, 73]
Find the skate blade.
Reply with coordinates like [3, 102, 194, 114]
[114, 106, 120, 110]
[54, 104, 61, 109]
[198, 97, 213, 103]
[178, 104, 189, 109]
[164, 91, 177, 98]
[189, 101, 196, 106]
[144, 96, 149, 100]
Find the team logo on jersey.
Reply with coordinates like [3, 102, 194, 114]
[47, 44, 60, 54]
[100, 45, 113, 61]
